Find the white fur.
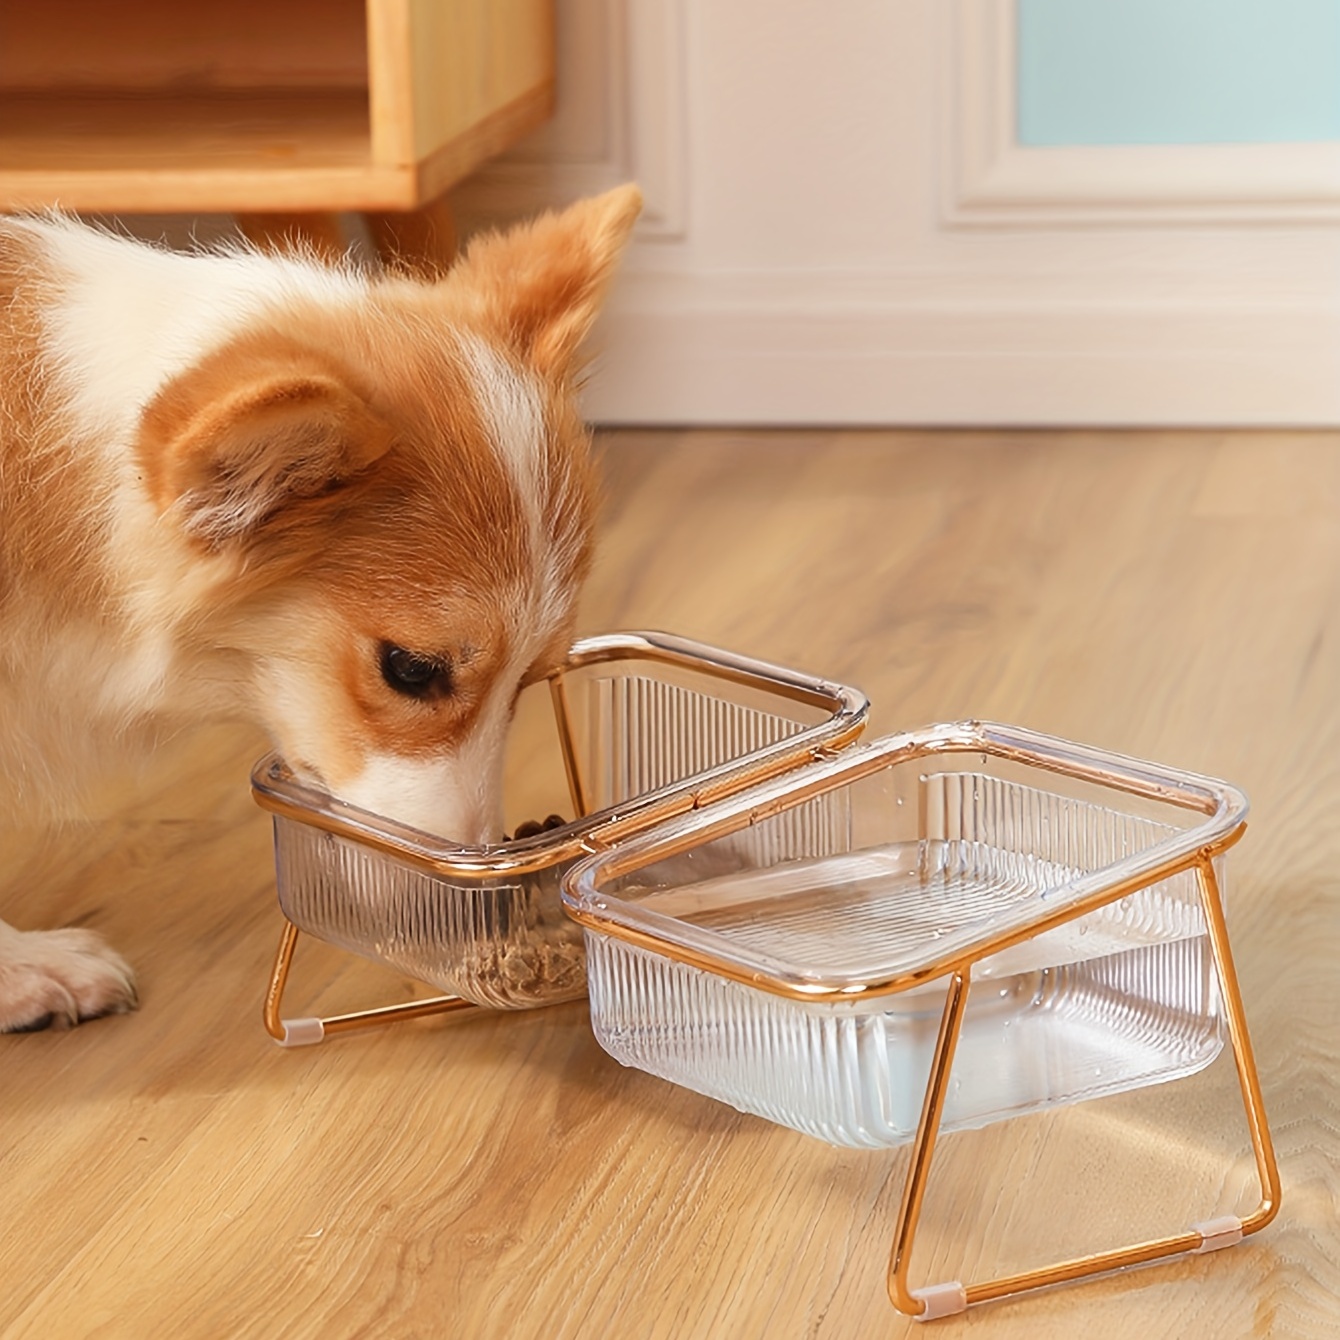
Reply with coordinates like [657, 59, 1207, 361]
[26, 217, 366, 445]
[0, 920, 136, 1030]
[456, 333, 546, 508]
[456, 333, 575, 650]
[337, 734, 507, 844]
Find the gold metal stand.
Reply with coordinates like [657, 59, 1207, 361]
[262, 920, 478, 1047]
[886, 851, 1281, 1321]
[564, 720, 1281, 1319]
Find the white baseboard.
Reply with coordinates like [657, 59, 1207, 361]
[581, 274, 1340, 426]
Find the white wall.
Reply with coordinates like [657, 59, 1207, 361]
[453, 0, 1340, 426]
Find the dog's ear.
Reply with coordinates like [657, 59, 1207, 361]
[138, 345, 394, 549]
[447, 183, 642, 377]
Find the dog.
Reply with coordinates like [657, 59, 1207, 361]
[0, 185, 642, 1032]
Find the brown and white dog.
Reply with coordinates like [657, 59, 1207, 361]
[0, 185, 641, 1032]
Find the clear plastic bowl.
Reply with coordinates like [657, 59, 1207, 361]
[563, 721, 1248, 1147]
[252, 631, 869, 1010]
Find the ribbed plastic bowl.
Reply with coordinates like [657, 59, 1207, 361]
[253, 631, 869, 1010]
[565, 723, 1243, 1147]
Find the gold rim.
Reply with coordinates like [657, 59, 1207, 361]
[250, 629, 870, 881]
[564, 721, 1248, 1003]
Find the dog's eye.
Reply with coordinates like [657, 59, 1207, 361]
[379, 643, 453, 700]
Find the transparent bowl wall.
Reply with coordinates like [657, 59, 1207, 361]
[579, 752, 1227, 1147]
[272, 821, 588, 1009]
[268, 645, 849, 1009]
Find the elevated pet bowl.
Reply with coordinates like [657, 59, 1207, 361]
[251, 630, 869, 1045]
[562, 721, 1280, 1319]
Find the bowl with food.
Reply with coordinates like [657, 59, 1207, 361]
[251, 630, 869, 1043]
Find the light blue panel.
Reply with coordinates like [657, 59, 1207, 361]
[1018, 0, 1340, 146]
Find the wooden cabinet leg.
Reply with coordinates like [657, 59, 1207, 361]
[235, 212, 348, 262]
[364, 195, 458, 277]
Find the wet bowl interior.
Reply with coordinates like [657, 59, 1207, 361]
[563, 722, 1248, 1147]
[252, 632, 869, 1010]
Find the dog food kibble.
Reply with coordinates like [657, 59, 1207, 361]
[463, 865, 587, 1002]
[480, 935, 587, 1001]
[454, 814, 584, 1003]
[509, 814, 567, 841]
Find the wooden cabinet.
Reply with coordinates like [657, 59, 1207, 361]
[0, 0, 554, 214]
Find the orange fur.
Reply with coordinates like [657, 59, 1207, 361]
[0, 225, 111, 612]
[447, 186, 645, 374]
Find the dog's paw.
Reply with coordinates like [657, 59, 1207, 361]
[0, 926, 138, 1032]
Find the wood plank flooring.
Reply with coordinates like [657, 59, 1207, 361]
[2, 428, 1336, 1338]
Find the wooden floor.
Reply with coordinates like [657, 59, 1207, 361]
[2, 428, 1337, 1338]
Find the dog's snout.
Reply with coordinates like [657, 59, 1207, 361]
[327, 751, 504, 847]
